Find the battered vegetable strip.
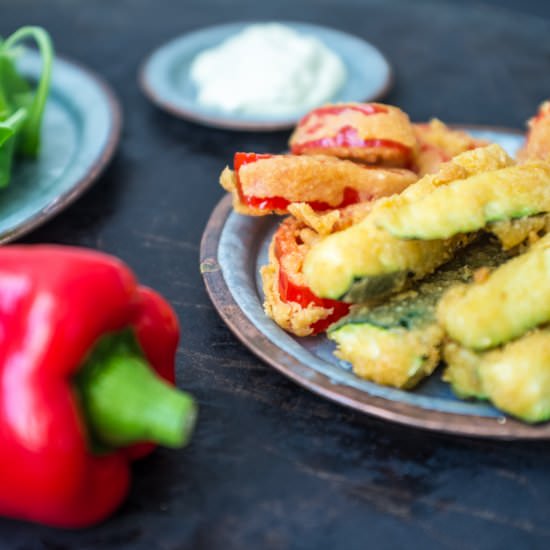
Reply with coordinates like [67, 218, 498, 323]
[375, 161, 550, 240]
[289, 103, 417, 167]
[437, 233, 550, 350]
[412, 119, 489, 175]
[444, 330, 550, 423]
[442, 342, 486, 400]
[517, 100, 550, 162]
[332, 322, 443, 389]
[261, 217, 350, 336]
[303, 145, 512, 303]
[329, 239, 508, 389]
[220, 152, 417, 216]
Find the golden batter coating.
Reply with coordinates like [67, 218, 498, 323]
[489, 213, 550, 250]
[288, 103, 417, 167]
[261, 243, 334, 337]
[331, 322, 443, 389]
[444, 329, 550, 423]
[303, 145, 512, 302]
[220, 154, 417, 216]
[517, 101, 550, 162]
[413, 119, 490, 175]
[287, 201, 373, 236]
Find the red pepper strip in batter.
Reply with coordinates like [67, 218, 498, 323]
[290, 124, 413, 163]
[234, 152, 361, 212]
[295, 103, 388, 133]
[274, 222, 350, 334]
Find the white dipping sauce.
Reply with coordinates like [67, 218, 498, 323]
[189, 23, 346, 116]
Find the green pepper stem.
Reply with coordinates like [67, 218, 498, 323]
[75, 330, 197, 450]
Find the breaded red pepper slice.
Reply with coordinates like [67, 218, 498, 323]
[517, 101, 550, 162]
[261, 216, 350, 336]
[220, 152, 417, 216]
[288, 103, 417, 167]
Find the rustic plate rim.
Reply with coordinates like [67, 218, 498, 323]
[139, 21, 393, 131]
[0, 53, 123, 244]
[200, 125, 550, 440]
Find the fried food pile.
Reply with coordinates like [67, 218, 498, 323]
[219, 101, 550, 423]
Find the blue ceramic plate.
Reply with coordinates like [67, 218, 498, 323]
[140, 21, 392, 131]
[201, 128, 550, 439]
[0, 52, 121, 243]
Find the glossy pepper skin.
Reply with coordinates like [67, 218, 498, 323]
[0, 245, 179, 528]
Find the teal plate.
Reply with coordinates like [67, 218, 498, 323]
[0, 52, 121, 243]
[201, 128, 550, 439]
[140, 21, 392, 131]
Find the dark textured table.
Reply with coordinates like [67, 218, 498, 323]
[3, 0, 550, 548]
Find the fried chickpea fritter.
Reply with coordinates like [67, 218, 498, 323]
[288, 103, 417, 167]
[220, 153, 417, 216]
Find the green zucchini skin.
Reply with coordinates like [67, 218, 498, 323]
[338, 213, 550, 303]
[438, 232, 550, 350]
[330, 323, 443, 389]
[329, 239, 509, 389]
[375, 162, 550, 240]
[341, 270, 408, 304]
[444, 330, 550, 423]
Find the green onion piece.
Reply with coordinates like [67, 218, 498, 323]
[2, 26, 54, 157]
[0, 107, 28, 187]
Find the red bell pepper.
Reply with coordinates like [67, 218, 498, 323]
[0, 245, 196, 528]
